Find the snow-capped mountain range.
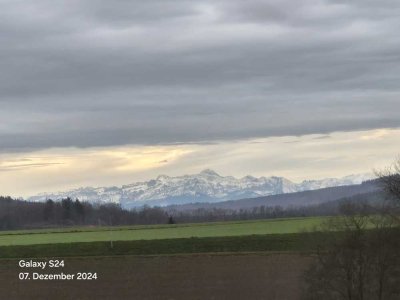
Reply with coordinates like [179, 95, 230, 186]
[28, 169, 374, 208]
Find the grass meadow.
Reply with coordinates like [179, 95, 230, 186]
[0, 216, 326, 246]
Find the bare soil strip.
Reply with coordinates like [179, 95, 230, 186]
[0, 253, 312, 300]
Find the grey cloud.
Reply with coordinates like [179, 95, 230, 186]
[1, 0, 400, 152]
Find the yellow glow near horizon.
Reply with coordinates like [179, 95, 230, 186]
[0, 145, 195, 197]
[360, 129, 391, 140]
[1, 128, 399, 198]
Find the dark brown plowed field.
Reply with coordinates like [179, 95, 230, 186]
[0, 253, 313, 300]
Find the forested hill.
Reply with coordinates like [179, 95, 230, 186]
[165, 179, 381, 211]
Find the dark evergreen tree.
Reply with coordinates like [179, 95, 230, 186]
[43, 199, 55, 222]
[74, 199, 85, 223]
[61, 197, 73, 221]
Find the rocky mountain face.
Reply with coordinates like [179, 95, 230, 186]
[28, 169, 374, 208]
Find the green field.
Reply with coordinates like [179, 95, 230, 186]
[0, 232, 327, 259]
[0, 217, 326, 247]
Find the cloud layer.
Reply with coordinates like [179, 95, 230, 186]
[2, 128, 399, 197]
[1, 0, 400, 152]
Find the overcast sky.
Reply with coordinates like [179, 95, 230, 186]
[1, 0, 400, 197]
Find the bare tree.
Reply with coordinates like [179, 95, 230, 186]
[376, 157, 400, 199]
[375, 157, 400, 223]
[303, 203, 400, 300]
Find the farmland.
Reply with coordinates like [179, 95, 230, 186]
[0, 216, 326, 247]
[0, 253, 313, 300]
[0, 217, 329, 299]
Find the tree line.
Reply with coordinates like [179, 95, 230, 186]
[0, 197, 170, 230]
[0, 190, 381, 231]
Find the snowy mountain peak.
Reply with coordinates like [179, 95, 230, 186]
[156, 174, 170, 181]
[199, 169, 220, 177]
[28, 171, 375, 208]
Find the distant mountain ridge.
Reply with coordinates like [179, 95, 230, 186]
[165, 180, 381, 212]
[28, 169, 375, 208]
